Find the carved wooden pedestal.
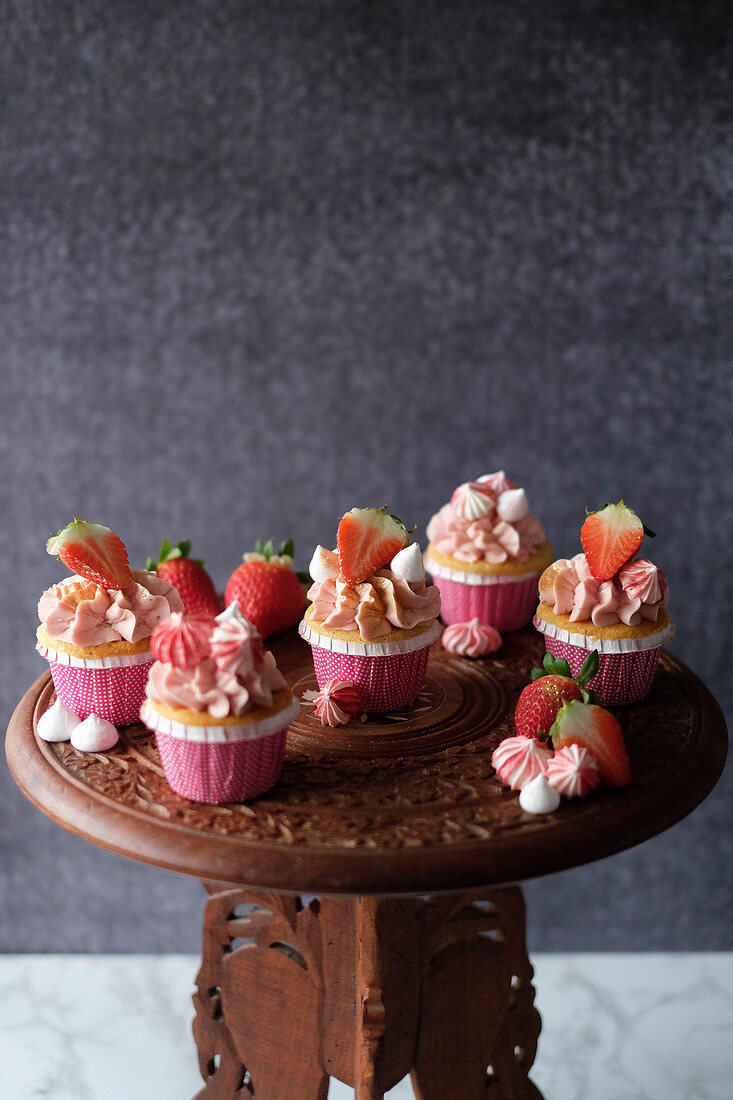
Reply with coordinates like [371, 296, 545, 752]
[6, 634, 727, 1100]
[193, 886, 543, 1100]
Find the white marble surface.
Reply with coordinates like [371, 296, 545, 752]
[0, 954, 731, 1099]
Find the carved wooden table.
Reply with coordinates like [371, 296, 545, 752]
[6, 631, 727, 1100]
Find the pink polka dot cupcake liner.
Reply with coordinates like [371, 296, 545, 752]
[154, 729, 287, 803]
[533, 615, 675, 706]
[37, 644, 154, 725]
[299, 618, 441, 712]
[430, 572, 540, 632]
[141, 696, 300, 804]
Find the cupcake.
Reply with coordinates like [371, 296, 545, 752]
[425, 471, 554, 630]
[299, 507, 441, 711]
[141, 604, 300, 803]
[37, 519, 183, 725]
[533, 502, 675, 705]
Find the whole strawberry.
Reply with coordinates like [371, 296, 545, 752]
[147, 539, 220, 616]
[514, 650, 599, 740]
[224, 539, 305, 638]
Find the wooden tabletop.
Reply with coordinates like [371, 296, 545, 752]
[5, 630, 727, 896]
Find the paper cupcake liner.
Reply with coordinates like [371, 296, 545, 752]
[41, 649, 155, 725]
[140, 697, 301, 743]
[140, 697, 299, 802]
[298, 618, 441, 656]
[308, 643, 431, 712]
[541, 635, 663, 706]
[532, 616, 675, 655]
[432, 574, 539, 631]
[425, 557, 539, 586]
[154, 728, 288, 803]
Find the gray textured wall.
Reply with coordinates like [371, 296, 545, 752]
[1, 0, 730, 952]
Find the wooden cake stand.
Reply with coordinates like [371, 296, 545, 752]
[6, 631, 727, 1100]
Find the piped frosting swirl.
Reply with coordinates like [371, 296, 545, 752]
[427, 474, 546, 564]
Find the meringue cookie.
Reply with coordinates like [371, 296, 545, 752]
[545, 744, 600, 799]
[37, 699, 81, 742]
[70, 712, 119, 752]
[390, 542, 425, 583]
[491, 735, 553, 791]
[309, 545, 340, 584]
[450, 482, 495, 520]
[477, 470, 516, 495]
[442, 618, 501, 657]
[314, 680, 362, 726]
[497, 488, 529, 523]
[519, 773, 561, 814]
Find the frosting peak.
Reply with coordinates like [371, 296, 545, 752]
[39, 570, 184, 647]
[539, 553, 667, 627]
[307, 549, 440, 642]
[427, 476, 545, 564]
[146, 604, 286, 718]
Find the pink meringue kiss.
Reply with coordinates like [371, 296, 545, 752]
[618, 558, 667, 603]
[150, 612, 215, 669]
[441, 618, 502, 658]
[450, 481, 496, 520]
[491, 735, 553, 791]
[314, 680, 362, 726]
[545, 744, 601, 799]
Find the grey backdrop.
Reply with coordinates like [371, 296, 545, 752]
[1, 0, 730, 953]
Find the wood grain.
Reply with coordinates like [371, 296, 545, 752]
[5, 629, 727, 896]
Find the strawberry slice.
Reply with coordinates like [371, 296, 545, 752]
[336, 507, 411, 585]
[46, 518, 132, 589]
[548, 699, 632, 787]
[580, 501, 645, 581]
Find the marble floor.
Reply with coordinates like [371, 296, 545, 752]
[0, 954, 731, 1099]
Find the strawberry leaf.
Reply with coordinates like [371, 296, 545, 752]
[279, 538, 295, 557]
[576, 650, 599, 687]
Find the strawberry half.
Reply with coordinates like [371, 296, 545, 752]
[580, 501, 646, 581]
[47, 518, 132, 589]
[336, 507, 411, 585]
[147, 539, 221, 616]
[548, 699, 632, 787]
[514, 651, 599, 739]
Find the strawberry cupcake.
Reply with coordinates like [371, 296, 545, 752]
[533, 502, 675, 705]
[425, 471, 554, 631]
[37, 519, 184, 725]
[299, 507, 441, 711]
[141, 604, 300, 803]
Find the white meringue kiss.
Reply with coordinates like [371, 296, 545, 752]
[390, 542, 425, 583]
[309, 545, 340, 584]
[497, 488, 529, 523]
[37, 699, 80, 742]
[519, 773, 561, 814]
[70, 712, 119, 752]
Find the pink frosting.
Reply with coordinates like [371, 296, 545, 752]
[540, 553, 667, 627]
[441, 618, 502, 657]
[427, 479, 546, 564]
[491, 735, 553, 791]
[307, 568, 441, 643]
[39, 570, 184, 647]
[146, 607, 287, 719]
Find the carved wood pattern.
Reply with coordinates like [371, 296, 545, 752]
[193, 885, 544, 1100]
[32, 633, 704, 854]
